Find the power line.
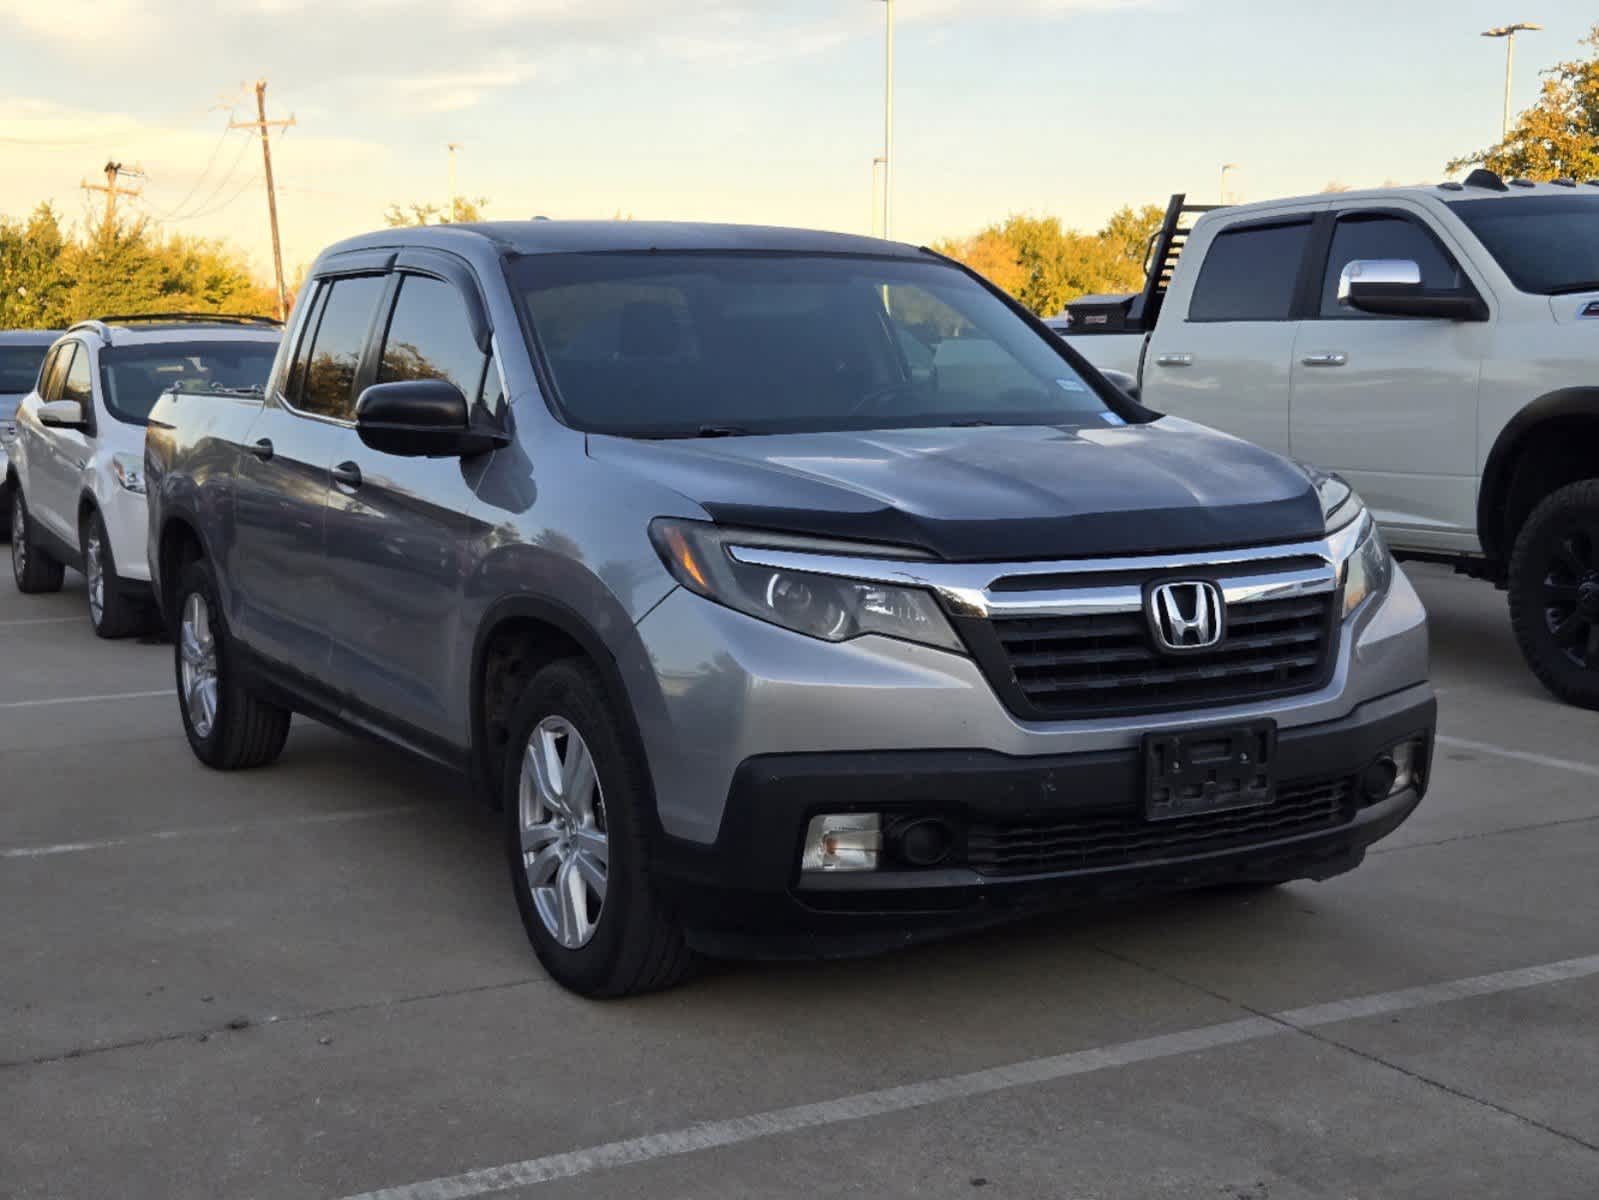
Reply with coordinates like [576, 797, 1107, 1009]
[162, 131, 254, 223]
[141, 115, 239, 222]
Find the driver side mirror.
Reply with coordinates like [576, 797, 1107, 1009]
[37, 399, 86, 429]
[354, 379, 507, 458]
[1339, 258, 1487, 321]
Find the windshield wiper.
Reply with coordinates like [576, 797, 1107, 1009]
[945, 418, 998, 427]
[694, 424, 753, 438]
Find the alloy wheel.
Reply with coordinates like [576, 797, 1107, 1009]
[1541, 526, 1599, 669]
[179, 592, 219, 739]
[85, 527, 105, 626]
[518, 715, 609, 949]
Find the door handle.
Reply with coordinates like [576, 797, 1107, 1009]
[249, 438, 274, 462]
[331, 461, 362, 489]
[1153, 353, 1193, 367]
[1300, 352, 1348, 367]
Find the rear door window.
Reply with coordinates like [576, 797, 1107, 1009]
[1187, 221, 1312, 322]
[1318, 213, 1464, 317]
[294, 275, 386, 421]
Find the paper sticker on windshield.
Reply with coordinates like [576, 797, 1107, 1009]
[1100, 411, 1126, 426]
[1055, 378, 1088, 392]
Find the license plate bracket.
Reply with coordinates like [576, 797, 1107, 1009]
[1143, 720, 1277, 822]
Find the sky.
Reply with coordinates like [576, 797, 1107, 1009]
[1, 0, 1595, 284]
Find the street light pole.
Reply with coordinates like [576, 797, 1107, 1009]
[1482, 23, 1542, 141]
[1220, 162, 1239, 205]
[447, 142, 462, 221]
[881, 0, 894, 240]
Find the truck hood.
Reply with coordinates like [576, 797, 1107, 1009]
[587, 417, 1326, 560]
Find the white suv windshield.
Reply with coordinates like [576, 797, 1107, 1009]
[1447, 194, 1599, 294]
[101, 340, 278, 425]
[513, 253, 1115, 437]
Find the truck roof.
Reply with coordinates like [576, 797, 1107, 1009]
[1216, 178, 1599, 214]
[318, 220, 931, 261]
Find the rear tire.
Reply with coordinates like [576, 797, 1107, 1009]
[82, 508, 151, 639]
[10, 487, 65, 594]
[503, 658, 694, 998]
[173, 558, 291, 769]
[1508, 478, 1599, 711]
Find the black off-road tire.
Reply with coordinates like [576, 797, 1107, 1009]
[173, 559, 292, 769]
[10, 486, 65, 594]
[503, 658, 695, 998]
[82, 507, 153, 639]
[1508, 478, 1599, 711]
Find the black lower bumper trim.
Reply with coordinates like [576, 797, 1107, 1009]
[653, 687, 1435, 957]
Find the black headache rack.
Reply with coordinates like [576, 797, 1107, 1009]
[1063, 193, 1225, 334]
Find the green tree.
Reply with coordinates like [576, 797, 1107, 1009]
[384, 196, 488, 226]
[934, 205, 1163, 316]
[1448, 23, 1599, 180]
[0, 204, 72, 328]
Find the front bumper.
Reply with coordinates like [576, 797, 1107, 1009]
[654, 686, 1435, 957]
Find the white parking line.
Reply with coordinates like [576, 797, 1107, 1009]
[0, 805, 424, 859]
[0, 616, 84, 627]
[341, 953, 1599, 1200]
[1436, 735, 1599, 781]
[0, 689, 170, 711]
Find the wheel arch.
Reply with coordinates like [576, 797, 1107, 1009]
[155, 513, 209, 629]
[1479, 388, 1599, 567]
[469, 595, 659, 814]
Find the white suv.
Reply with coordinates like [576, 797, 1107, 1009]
[8, 316, 280, 636]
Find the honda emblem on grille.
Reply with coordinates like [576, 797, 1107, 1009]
[1149, 581, 1224, 652]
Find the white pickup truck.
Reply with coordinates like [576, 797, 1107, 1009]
[1063, 174, 1599, 709]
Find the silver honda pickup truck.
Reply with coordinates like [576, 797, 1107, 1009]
[144, 220, 1436, 997]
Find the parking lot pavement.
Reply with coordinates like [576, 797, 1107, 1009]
[2, 562, 1597, 1199]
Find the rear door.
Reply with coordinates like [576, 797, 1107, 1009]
[1288, 203, 1488, 551]
[321, 264, 500, 748]
[1142, 206, 1326, 457]
[231, 273, 388, 684]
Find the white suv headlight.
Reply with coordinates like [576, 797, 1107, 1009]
[112, 452, 146, 494]
[649, 518, 964, 653]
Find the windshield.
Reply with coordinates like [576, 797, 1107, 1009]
[1446, 195, 1599, 294]
[100, 339, 279, 425]
[512, 252, 1115, 437]
[0, 345, 51, 395]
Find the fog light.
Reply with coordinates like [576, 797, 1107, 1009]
[1361, 757, 1398, 802]
[888, 816, 954, 868]
[1390, 739, 1425, 793]
[801, 813, 881, 872]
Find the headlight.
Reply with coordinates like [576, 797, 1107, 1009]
[1340, 515, 1392, 619]
[111, 453, 146, 494]
[649, 518, 964, 653]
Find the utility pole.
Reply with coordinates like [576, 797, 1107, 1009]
[1482, 23, 1542, 141]
[881, 0, 894, 240]
[230, 80, 296, 320]
[447, 142, 463, 221]
[80, 161, 144, 230]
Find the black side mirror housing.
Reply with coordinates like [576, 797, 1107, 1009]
[354, 379, 506, 458]
[1345, 282, 1489, 322]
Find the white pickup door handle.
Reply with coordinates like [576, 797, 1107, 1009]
[1153, 352, 1193, 367]
[1300, 352, 1348, 367]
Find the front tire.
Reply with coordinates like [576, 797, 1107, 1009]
[82, 508, 150, 639]
[503, 659, 693, 998]
[10, 487, 65, 594]
[1509, 479, 1599, 710]
[173, 559, 291, 769]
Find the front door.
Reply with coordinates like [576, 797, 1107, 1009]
[321, 271, 498, 747]
[1289, 204, 1488, 552]
[29, 342, 94, 545]
[230, 274, 388, 684]
[1142, 212, 1323, 457]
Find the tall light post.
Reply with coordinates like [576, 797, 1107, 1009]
[1482, 23, 1542, 141]
[871, 156, 887, 237]
[877, 0, 894, 240]
[447, 142, 463, 220]
[1220, 162, 1239, 205]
